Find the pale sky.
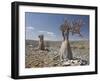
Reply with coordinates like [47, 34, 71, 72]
[25, 12, 89, 41]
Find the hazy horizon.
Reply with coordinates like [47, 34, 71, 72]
[25, 39, 89, 42]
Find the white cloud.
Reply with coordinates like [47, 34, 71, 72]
[47, 32, 54, 35]
[38, 30, 47, 33]
[47, 32, 56, 37]
[26, 26, 35, 30]
[38, 30, 56, 37]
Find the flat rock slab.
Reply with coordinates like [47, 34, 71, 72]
[62, 61, 71, 66]
[62, 59, 87, 66]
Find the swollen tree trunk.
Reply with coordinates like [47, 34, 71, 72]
[67, 40, 73, 60]
[59, 31, 73, 62]
[38, 35, 45, 50]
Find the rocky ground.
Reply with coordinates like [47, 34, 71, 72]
[25, 40, 89, 68]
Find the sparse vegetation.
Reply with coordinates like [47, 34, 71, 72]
[25, 40, 89, 68]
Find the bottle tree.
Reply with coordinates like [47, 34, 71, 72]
[38, 35, 45, 50]
[59, 19, 83, 62]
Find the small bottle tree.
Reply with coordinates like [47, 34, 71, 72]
[38, 35, 45, 50]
